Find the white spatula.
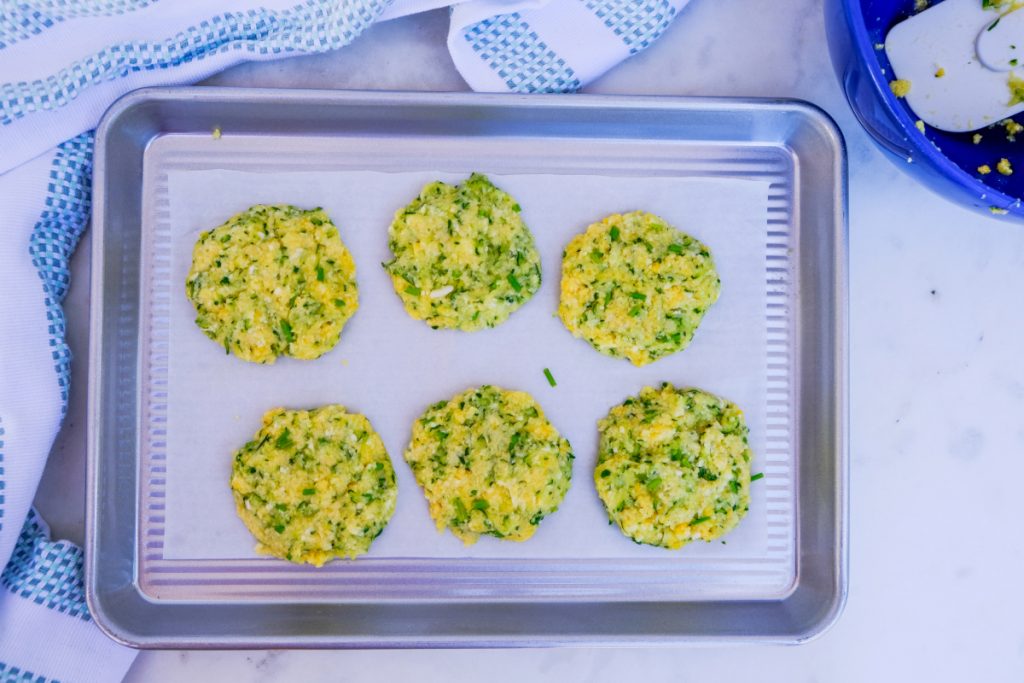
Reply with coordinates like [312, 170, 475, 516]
[886, 0, 1024, 132]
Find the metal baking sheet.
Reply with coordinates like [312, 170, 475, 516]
[87, 88, 848, 648]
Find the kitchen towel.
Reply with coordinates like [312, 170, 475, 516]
[0, 0, 688, 680]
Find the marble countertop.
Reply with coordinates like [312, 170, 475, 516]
[35, 1, 1024, 680]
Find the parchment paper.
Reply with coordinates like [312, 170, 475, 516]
[160, 169, 772, 561]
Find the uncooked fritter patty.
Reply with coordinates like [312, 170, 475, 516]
[404, 385, 573, 544]
[383, 174, 541, 331]
[230, 405, 396, 566]
[559, 211, 719, 366]
[186, 205, 358, 363]
[595, 383, 751, 549]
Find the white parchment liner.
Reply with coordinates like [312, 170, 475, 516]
[160, 169, 772, 562]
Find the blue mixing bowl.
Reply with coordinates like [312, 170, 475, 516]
[826, 0, 1024, 220]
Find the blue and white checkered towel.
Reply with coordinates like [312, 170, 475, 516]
[0, 0, 687, 679]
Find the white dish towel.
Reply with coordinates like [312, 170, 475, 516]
[0, 1, 688, 680]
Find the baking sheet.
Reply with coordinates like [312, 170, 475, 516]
[160, 168, 771, 562]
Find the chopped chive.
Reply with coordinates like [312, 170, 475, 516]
[691, 516, 710, 525]
[668, 244, 684, 255]
[302, 488, 316, 496]
[405, 285, 421, 296]
[629, 292, 646, 300]
[472, 499, 489, 511]
[273, 524, 285, 533]
[698, 466, 718, 482]
[316, 266, 325, 281]
[275, 429, 294, 449]
[507, 273, 522, 291]
[279, 319, 294, 343]
[645, 476, 663, 491]
[728, 479, 741, 493]
[333, 298, 345, 307]
[543, 367, 557, 387]
[629, 305, 642, 317]
[750, 472, 765, 482]
[600, 469, 611, 478]
[590, 249, 603, 262]
[512, 203, 522, 212]
[609, 226, 620, 241]
[989, 17, 1000, 31]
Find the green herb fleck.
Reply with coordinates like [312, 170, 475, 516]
[275, 429, 294, 449]
[274, 524, 286, 533]
[316, 266, 325, 282]
[667, 244, 684, 255]
[645, 476, 663, 491]
[750, 472, 765, 482]
[302, 488, 316, 496]
[691, 516, 710, 525]
[698, 467, 718, 482]
[600, 469, 611, 478]
[989, 17, 1001, 31]
[279, 320, 294, 343]
[629, 292, 646, 300]
[472, 499, 489, 511]
[405, 284, 421, 296]
[610, 226, 620, 241]
[507, 273, 522, 291]
[543, 367, 557, 387]
[590, 249, 603, 262]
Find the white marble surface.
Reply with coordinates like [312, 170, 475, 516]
[34, 0, 1024, 680]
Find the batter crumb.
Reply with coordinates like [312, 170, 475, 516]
[1003, 118, 1023, 141]
[890, 79, 912, 97]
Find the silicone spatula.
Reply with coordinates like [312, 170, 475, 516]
[886, 0, 1024, 132]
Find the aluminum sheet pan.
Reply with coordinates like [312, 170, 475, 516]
[87, 88, 848, 648]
